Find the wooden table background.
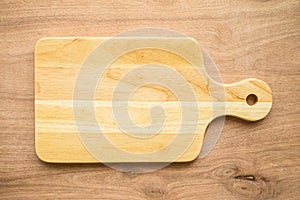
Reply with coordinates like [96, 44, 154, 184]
[1, 0, 299, 199]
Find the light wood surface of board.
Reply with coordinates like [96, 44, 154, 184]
[1, 0, 299, 199]
[34, 37, 272, 163]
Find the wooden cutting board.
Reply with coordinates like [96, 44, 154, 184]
[35, 37, 272, 163]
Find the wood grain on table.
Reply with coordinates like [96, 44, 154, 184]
[0, 0, 299, 199]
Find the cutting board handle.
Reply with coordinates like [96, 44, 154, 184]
[216, 78, 272, 121]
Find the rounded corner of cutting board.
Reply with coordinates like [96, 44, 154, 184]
[35, 37, 50, 50]
[35, 144, 53, 163]
[177, 143, 202, 162]
[179, 154, 199, 162]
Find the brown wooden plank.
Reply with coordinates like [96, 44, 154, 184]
[0, 0, 299, 199]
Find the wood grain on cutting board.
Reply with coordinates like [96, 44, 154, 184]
[34, 37, 272, 163]
[1, 0, 299, 199]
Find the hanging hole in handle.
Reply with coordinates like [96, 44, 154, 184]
[246, 94, 258, 106]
